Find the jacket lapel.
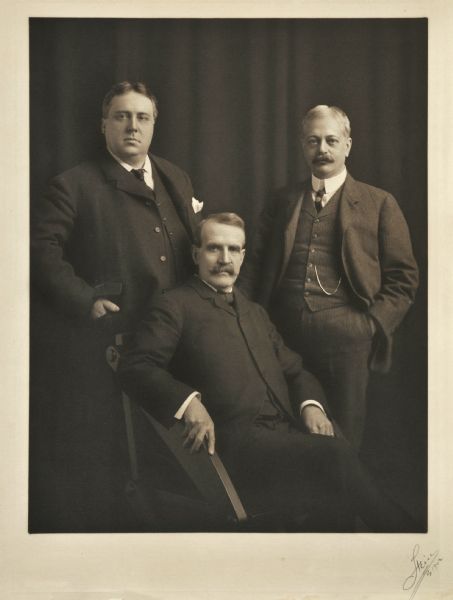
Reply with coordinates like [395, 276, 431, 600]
[338, 173, 361, 233]
[99, 152, 156, 201]
[187, 276, 237, 317]
[277, 181, 309, 288]
[99, 152, 196, 239]
[232, 287, 251, 317]
[187, 277, 252, 318]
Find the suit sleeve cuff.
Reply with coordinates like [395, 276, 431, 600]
[174, 391, 201, 420]
[300, 399, 326, 416]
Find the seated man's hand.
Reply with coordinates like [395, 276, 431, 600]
[182, 396, 216, 455]
[301, 405, 334, 437]
[90, 298, 120, 319]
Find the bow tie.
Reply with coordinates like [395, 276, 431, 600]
[217, 291, 235, 305]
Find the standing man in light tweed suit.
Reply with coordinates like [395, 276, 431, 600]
[239, 105, 419, 450]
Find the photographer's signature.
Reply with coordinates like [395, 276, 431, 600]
[403, 544, 442, 598]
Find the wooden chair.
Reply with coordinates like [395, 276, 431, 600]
[106, 341, 253, 532]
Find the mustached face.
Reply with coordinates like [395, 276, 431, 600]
[192, 221, 245, 291]
[301, 114, 352, 179]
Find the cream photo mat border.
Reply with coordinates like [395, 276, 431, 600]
[1, 1, 451, 598]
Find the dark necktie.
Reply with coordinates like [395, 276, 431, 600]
[131, 168, 146, 182]
[314, 186, 325, 213]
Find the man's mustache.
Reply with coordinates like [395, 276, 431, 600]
[313, 155, 334, 164]
[211, 266, 235, 275]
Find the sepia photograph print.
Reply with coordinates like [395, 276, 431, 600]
[29, 16, 427, 536]
[1, 0, 453, 599]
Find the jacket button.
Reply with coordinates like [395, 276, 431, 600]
[154, 226, 161, 233]
[160, 256, 167, 262]
[314, 218, 320, 224]
[313, 233, 318, 239]
[304, 291, 310, 297]
[306, 277, 311, 283]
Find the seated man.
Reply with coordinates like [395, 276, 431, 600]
[118, 212, 419, 532]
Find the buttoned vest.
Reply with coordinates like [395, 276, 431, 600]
[151, 165, 193, 290]
[277, 186, 354, 311]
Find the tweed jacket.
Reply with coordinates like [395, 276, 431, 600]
[239, 174, 419, 372]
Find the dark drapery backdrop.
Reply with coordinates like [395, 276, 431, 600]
[30, 18, 427, 519]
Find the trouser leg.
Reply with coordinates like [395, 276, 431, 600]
[331, 438, 421, 532]
[305, 345, 370, 450]
[234, 422, 419, 532]
[234, 423, 352, 530]
[273, 304, 373, 451]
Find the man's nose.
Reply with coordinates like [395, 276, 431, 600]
[127, 115, 138, 131]
[318, 138, 328, 153]
[219, 248, 231, 263]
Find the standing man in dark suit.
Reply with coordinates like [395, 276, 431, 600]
[118, 213, 419, 532]
[30, 81, 203, 531]
[239, 105, 418, 450]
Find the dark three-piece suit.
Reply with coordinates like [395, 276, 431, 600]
[30, 151, 201, 531]
[119, 276, 418, 531]
[239, 174, 419, 448]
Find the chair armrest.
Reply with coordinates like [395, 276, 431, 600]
[141, 409, 248, 523]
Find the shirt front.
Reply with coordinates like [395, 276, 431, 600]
[108, 150, 155, 189]
[311, 168, 347, 209]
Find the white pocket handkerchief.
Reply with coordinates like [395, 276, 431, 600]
[192, 197, 204, 214]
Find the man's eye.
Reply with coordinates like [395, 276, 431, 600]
[327, 139, 339, 145]
[115, 114, 127, 120]
[139, 115, 151, 121]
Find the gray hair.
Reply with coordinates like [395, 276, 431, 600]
[301, 105, 351, 138]
[194, 212, 246, 247]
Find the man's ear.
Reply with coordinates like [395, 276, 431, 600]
[345, 137, 352, 157]
[101, 119, 106, 135]
[239, 248, 246, 266]
[192, 245, 199, 265]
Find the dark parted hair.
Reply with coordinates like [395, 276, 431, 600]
[194, 212, 246, 247]
[102, 81, 159, 120]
